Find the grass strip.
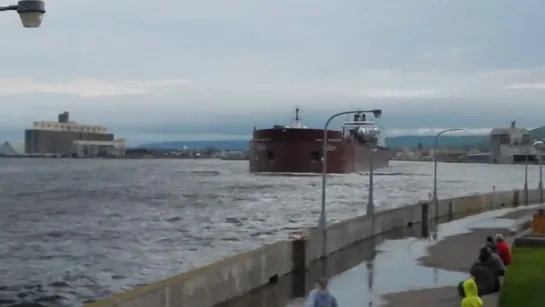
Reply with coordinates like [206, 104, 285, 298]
[499, 246, 545, 307]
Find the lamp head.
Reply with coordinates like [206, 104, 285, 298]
[17, 0, 45, 28]
[372, 109, 382, 119]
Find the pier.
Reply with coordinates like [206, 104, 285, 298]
[85, 188, 542, 307]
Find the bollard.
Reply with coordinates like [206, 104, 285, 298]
[513, 190, 520, 207]
[421, 202, 429, 237]
[448, 200, 454, 221]
[491, 185, 496, 210]
[289, 231, 308, 298]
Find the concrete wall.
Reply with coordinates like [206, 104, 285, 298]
[86, 188, 542, 307]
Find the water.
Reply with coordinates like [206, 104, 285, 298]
[0, 158, 541, 306]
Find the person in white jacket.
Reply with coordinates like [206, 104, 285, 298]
[306, 277, 338, 307]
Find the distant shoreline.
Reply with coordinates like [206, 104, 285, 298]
[0, 155, 223, 160]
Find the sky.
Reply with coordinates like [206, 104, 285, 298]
[1, 0, 545, 145]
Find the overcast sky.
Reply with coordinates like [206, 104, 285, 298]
[1, 0, 545, 145]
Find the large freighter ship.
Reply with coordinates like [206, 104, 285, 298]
[248, 108, 392, 174]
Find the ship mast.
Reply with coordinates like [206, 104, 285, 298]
[293, 106, 302, 128]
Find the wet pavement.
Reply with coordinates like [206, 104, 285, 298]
[286, 205, 542, 307]
[215, 225, 425, 307]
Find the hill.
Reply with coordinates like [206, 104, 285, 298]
[139, 125, 545, 151]
[139, 140, 249, 150]
[139, 135, 487, 150]
[530, 126, 545, 140]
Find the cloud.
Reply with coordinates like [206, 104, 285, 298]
[1, 0, 545, 143]
[386, 128, 492, 137]
[449, 47, 473, 57]
[505, 83, 545, 90]
[356, 88, 437, 98]
[0, 78, 192, 97]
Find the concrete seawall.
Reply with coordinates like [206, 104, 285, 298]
[86, 188, 542, 307]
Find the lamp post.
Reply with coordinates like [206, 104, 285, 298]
[0, 0, 45, 28]
[367, 146, 376, 216]
[534, 141, 545, 203]
[432, 128, 463, 218]
[524, 146, 529, 205]
[318, 108, 381, 263]
[319, 108, 382, 231]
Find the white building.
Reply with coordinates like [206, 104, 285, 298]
[490, 121, 537, 164]
[26, 112, 127, 157]
[72, 139, 126, 158]
[0, 141, 25, 156]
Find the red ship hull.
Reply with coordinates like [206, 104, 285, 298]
[249, 128, 392, 174]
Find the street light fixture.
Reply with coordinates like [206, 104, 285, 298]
[432, 128, 463, 218]
[0, 0, 45, 28]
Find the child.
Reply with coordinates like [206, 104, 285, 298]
[460, 276, 483, 307]
[306, 277, 338, 307]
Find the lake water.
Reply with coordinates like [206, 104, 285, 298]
[0, 159, 539, 306]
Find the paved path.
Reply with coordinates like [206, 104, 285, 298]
[287, 207, 537, 307]
[381, 208, 535, 307]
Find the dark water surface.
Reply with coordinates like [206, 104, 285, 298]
[0, 159, 538, 306]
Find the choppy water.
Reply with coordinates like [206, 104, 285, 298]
[0, 158, 540, 306]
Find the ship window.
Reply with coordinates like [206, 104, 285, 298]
[310, 151, 321, 162]
[267, 151, 275, 160]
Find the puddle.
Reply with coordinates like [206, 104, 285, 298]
[284, 235, 469, 307]
[215, 206, 538, 307]
[215, 227, 422, 307]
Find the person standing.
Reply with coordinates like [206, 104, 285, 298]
[306, 277, 338, 307]
[495, 234, 512, 266]
[485, 236, 497, 253]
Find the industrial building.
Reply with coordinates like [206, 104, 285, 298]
[24, 112, 126, 157]
[490, 121, 538, 164]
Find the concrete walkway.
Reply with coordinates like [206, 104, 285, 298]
[379, 208, 534, 307]
[287, 206, 537, 307]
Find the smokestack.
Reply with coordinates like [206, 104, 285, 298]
[58, 111, 69, 123]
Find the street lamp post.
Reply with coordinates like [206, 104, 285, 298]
[524, 147, 529, 205]
[318, 108, 381, 262]
[432, 128, 463, 218]
[0, 0, 45, 28]
[367, 147, 376, 216]
[319, 109, 382, 231]
[534, 141, 545, 202]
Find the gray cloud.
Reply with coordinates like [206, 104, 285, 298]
[1, 0, 545, 144]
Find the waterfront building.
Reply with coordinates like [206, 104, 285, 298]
[24, 111, 126, 157]
[490, 121, 538, 164]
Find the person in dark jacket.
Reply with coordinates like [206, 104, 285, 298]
[472, 246, 502, 293]
[479, 246, 504, 273]
[485, 236, 497, 253]
[465, 262, 496, 296]
[486, 247, 506, 276]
